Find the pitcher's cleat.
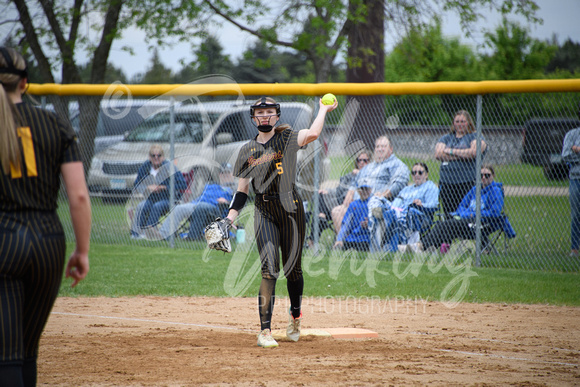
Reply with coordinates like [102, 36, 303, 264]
[287, 308, 302, 342]
[257, 329, 279, 348]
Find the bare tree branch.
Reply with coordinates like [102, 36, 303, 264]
[203, 0, 294, 49]
[10, 0, 54, 82]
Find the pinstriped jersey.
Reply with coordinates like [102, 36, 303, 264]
[0, 102, 81, 212]
[234, 128, 301, 197]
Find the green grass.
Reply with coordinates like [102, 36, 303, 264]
[60, 242, 580, 306]
[55, 155, 577, 305]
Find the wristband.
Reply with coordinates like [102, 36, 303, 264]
[449, 148, 453, 156]
[229, 191, 248, 212]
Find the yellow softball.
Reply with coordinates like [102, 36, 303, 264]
[321, 93, 336, 105]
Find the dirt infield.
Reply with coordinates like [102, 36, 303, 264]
[39, 297, 579, 386]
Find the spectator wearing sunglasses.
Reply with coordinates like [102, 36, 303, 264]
[370, 163, 439, 252]
[306, 149, 371, 248]
[130, 144, 187, 239]
[415, 165, 503, 252]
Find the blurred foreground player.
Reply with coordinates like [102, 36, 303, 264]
[208, 96, 337, 347]
[0, 47, 91, 385]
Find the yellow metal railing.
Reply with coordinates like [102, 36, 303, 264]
[28, 79, 580, 97]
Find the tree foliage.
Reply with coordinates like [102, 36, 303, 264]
[384, 19, 484, 82]
[6, 0, 212, 171]
[481, 18, 556, 80]
[546, 38, 580, 76]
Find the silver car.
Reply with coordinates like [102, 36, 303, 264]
[87, 100, 327, 203]
[71, 99, 173, 154]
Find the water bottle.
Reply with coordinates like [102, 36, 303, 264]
[237, 227, 246, 244]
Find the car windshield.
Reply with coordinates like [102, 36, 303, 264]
[96, 107, 146, 137]
[125, 112, 222, 143]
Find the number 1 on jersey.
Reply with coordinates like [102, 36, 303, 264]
[10, 127, 38, 179]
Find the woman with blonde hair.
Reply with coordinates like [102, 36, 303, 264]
[434, 110, 487, 216]
[0, 47, 91, 385]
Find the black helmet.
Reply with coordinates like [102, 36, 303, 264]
[250, 97, 281, 132]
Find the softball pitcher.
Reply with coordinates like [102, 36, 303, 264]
[213, 96, 337, 348]
[0, 47, 91, 385]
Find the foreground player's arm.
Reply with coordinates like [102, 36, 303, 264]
[61, 162, 91, 287]
[226, 177, 250, 223]
[297, 99, 338, 147]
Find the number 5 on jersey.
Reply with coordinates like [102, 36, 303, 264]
[276, 162, 284, 175]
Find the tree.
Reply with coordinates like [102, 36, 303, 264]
[204, 0, 540, 145]
[6, 0, 212, 173]
[141, 49, 174, 84]
[381, 19, 485, 127]
[174, 35, 234, 83]
[546, 38, 580, 75]
[481, 18, 556, 80]
[204, 0, 540, 83]
[78, 63, 129, 84]
[384, 20, 483, 83]
[204, 0, 351, 83]
[345, 0, 384, 148]
[232, 41, 288, 84]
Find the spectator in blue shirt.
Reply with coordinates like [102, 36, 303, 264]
[369, 162, 439, 252]
[156, 163, 235, 240]
[562, 118, 580, 257]
[417, 165, 503, 252]
[333, 178, 373, 251]
[130, 144, 187, 239]
[306, 148, 371, 248]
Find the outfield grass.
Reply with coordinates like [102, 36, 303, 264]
[60, 242, 580, 307]
[55, 157, 577, 305]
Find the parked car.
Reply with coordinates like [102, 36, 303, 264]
[87, 100, 328, 203]
[70, 99, 173, 154]
[520, 118, 580, 180]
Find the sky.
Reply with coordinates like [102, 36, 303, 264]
[2, 0, 579, 79]
[107, 0, 580, 79]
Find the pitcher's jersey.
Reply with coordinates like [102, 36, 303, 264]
[234, 128, 301, 196]
[0, 102, 81, 212]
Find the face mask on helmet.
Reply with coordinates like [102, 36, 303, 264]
[250, 97, 280, 132]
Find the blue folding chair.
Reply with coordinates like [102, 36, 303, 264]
[482, 213, 516, 254]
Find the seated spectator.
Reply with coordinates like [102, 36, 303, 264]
[307, 148, 371, 247]
[333, 179, 373, 251]
[156, 163, 235, 240]
[130, 144, 187, 239]
[367, 162, 439, 252]
[331, 135, 409, 235]
[414, 165, 503, 252]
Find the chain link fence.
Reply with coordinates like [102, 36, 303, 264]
[31, 82, 580, 272]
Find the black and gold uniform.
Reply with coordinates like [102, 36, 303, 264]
[0, 102, 81, 378]
[234, 127, 306, 331]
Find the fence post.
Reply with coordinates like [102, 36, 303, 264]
[169, 96, 176, 248]
[475, 94, 483, 266]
